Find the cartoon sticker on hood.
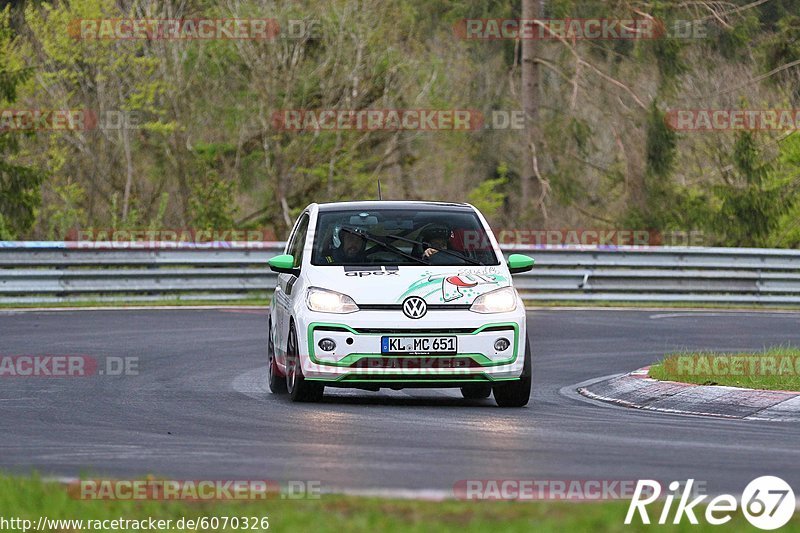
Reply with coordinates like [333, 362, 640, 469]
[396, 270, 508, 304]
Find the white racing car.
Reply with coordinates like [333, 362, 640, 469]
[267, 201, 534, 406]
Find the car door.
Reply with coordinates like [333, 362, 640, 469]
[274, 212, 310, 359]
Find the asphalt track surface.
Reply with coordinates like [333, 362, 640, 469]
[2, 308, 800, 496]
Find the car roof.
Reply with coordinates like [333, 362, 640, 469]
[315, 200, 473, 212]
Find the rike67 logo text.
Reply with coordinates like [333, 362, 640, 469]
[626, 477, 795, 530]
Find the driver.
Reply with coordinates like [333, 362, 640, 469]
[324, 225, 368, 264]
[420, 225, 452, 264]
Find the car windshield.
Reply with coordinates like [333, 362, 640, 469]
[311, 208, 500, 266]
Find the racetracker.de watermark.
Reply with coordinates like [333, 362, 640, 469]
[69, 479, 321, 500]
[665, 109, 800, 131]
[453, 479, 705, 501]
[0, 109, 149, 132]
[454, 18, 706, 40]
[271, 109, 536, 131]
[0, 355, 138, 377]
[491, 229, 704, 247]
[272, 109, 485, 131]
[64, 228, 278, 249]
[69, 18, 279, 40]
[662, 354, 800, 377]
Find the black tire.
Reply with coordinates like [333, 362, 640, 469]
[460, 384, 492, 399]
[493, 337, 532, 407]
[286, 321, 324, 402]
[267, 318, 287, 394]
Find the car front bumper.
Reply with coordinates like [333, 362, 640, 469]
[296, 308, 527, 385]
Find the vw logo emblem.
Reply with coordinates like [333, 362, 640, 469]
[402, 296, 427, 319]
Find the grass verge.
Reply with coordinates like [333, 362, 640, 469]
[648, 346, 800, 391]
[0, 475, 797, 532]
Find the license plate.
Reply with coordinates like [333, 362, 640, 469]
[381, 336, 457, 354]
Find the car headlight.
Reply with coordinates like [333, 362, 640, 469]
[306, 287, 359, 313]
[470, 286, 517, 314]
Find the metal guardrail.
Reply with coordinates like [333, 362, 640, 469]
[2, 241, 800, 304]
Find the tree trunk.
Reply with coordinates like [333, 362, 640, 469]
[121, 123, 134, 222]
[520, 0, 543, 222]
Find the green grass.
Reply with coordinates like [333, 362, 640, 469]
[649, 346, 800, 391]
[0, 475, 797, 532]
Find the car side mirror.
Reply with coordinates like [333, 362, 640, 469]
[507, 254, 534, 274]
[269, 254, 300, 276]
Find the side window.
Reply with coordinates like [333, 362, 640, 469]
[287, 214, 310, 269]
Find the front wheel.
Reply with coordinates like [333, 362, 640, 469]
[267, 318, 287, 394]
[493, 337, 532, 407]
[286, 322, 324, 403]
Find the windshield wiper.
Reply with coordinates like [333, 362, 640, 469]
[339, 227, 428, 265]
[387, 234, 485, 266]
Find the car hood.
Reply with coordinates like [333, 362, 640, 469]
[305, 264, 512, 306]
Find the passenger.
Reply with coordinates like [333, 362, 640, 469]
[324, 226, 368, 264]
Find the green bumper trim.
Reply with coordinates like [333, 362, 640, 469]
[307, 322, 519, 367]
[306, 374, 520, 383]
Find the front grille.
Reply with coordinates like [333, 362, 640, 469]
[311, 325, 514, 335]
[355, 327, 475, 334]
[340, 373, 489, 382]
